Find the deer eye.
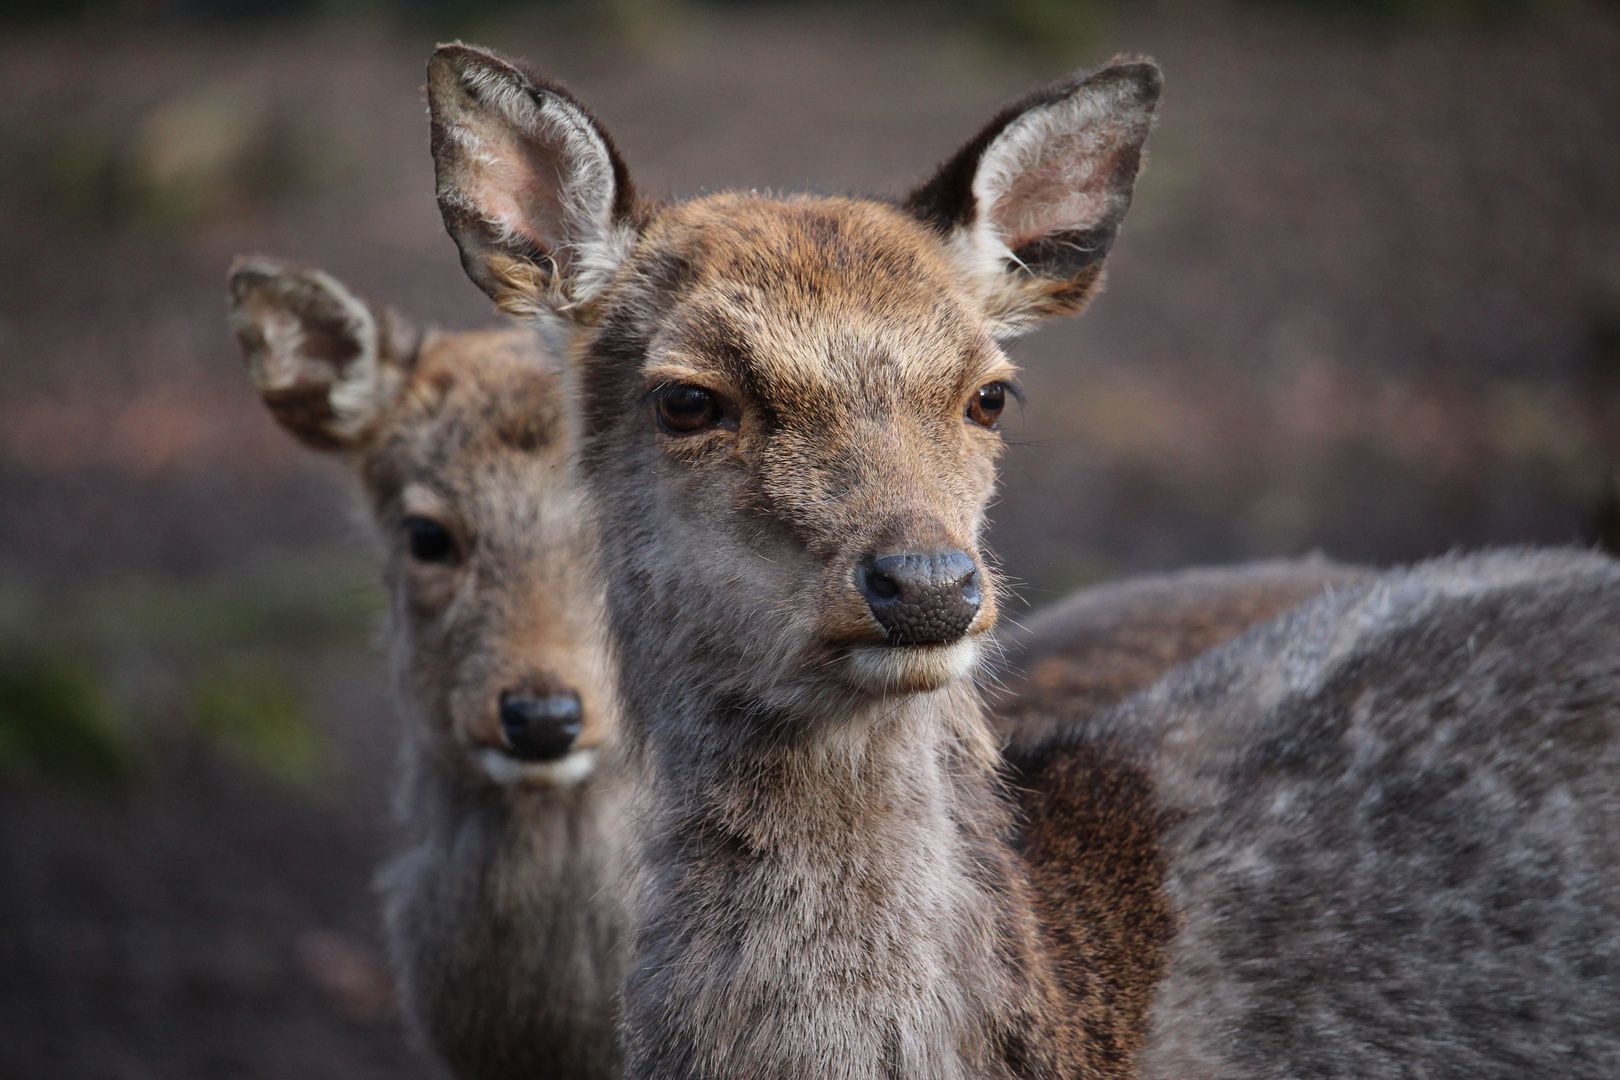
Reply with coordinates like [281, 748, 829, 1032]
[967, 382, 1007, 429]
[656, 384, 723, 434]
[404, 516, 457, 564]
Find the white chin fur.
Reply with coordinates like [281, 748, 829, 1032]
[475, 747, 598, 788]
[844, 637, 980, 696]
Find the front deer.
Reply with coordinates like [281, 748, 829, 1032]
[430, 45, 1168, 1079]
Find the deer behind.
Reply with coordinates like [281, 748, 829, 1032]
[227, 259, 629, 1080]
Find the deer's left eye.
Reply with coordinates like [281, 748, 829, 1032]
[967, 383, 1007, 429]
[404, 516, 458, 564]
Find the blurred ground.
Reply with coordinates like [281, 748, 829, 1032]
[1, 2, 1618, 1077]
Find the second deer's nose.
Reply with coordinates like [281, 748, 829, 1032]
[498, 689, 584, 762]
[857, 550, 982, 646]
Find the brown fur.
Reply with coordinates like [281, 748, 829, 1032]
[1006, 742, 1177, 1077]
[228, 258, 629, 1080]
[429, 45, 1165, 1080]
[997, 559, 1371, 1071]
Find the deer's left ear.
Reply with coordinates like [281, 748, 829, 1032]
[905, 60, 1160, 336]
[428, 43, 642, 327]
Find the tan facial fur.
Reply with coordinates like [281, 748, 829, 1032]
[361, 327, 616, 783]
[586, 194, 1015, 704]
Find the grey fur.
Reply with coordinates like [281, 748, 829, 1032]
[379, 760, 631, 1080]
[1064, 549, 1620, 1079]
[988, 556, 1370, 745]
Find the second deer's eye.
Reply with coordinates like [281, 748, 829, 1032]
[967, 382, 1007, 429]
[404, 516, 457, 564]
[657, 384, 722, 434]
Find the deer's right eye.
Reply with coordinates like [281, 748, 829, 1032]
[404, 516, 457, 564]
[656, 384, 723, 434]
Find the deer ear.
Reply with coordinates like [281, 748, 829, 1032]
[905, 60, 1161, 337]
[227, 257, 413, 451]
[428, 43, 640, 326]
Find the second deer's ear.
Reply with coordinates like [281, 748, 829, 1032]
[905, 60, 1161, 336]
[428, 44, 640, 326]
[227, 257, 413, 451]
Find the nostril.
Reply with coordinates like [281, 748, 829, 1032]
[960, 569, 982, 607]
[860, 559, 903, 603]
[497, 689, 584, 762]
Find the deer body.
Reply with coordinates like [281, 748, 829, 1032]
[989, 557, 1369, 745]
[228, 263, 630, 1080]
[1032, 549, 1620, 1079]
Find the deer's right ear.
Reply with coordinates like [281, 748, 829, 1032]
[428, 44, 640, 326]
[227, 257, 412, 452]
[905, 60, 1161, 338]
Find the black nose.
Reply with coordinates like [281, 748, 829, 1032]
[497, 689, 584, 762]
[857, 549, 982, 646]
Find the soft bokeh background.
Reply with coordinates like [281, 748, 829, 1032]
[2, 1, 1618, 1076]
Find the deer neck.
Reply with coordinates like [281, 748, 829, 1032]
[384, 696, 631, 1080]
[623, 679, 1057, 1080]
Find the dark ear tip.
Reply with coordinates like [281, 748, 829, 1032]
[227, 255, 287, 302]
[430, 41, 488, 67]
[1086, 58, 1163, 107]
[429, 41, 523, 90]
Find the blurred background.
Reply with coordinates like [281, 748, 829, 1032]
[2, 0, 1618, 1076]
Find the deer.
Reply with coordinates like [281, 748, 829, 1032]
[227, 258, 631, 1080]
[228, 258, 1369, 1078]
[428, 43, 1177, 1080]
[428, 42, 1620, 1080]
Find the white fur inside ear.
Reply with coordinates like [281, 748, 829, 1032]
[233, 268, 400, 442]
[313, 275, 393, 442]
[447, 67, 633, 315]
[972, 88, 1122, 250]
[949, 76, 1150, 335]
[475, 747, 598, 788]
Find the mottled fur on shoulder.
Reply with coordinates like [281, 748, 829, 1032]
[228, 258, 630, 1080]
[990, 556, 1369, 744]
[1030, 548, 1620, 1079]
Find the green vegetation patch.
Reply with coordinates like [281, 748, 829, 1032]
[0, 551, 377, 792]
[191, 653, 327, 787]
[0, 649, 132, 787]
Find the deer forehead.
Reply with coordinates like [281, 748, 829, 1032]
[364, 356, 569, 522]
[624, 195, 1007, 409]
[406, 346, 564, 453]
